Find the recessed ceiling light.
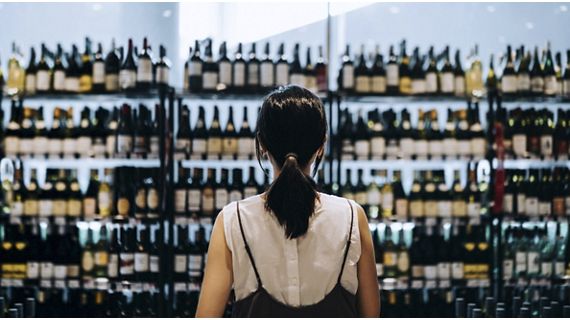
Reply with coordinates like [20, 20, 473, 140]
[163, 9, 172, 18]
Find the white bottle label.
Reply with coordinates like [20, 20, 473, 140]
[414, 140, 428, 158]
[33, 136, 49, 155]
[400, 138, 414, 158]
[451, 262, 464, 279]
[156, 66, 170, 85]
[192, 139, 207, 156]
[513, 134, 527, 157]
[371, 76, 386, 93]
[25, 74, 37, 93]
[275, 64, 289, 86]
[531, 76, 544, 93]
[27, 262, 40, 279]
[527, 252, 539, 273]
[134, 253, 149, 272]
[189, 61, 202, 75]
[564, 80, 570, 97]
[425, 72, 437, 93]
[471, 138, 486, 157]
[525, 197, 539, 216]
[544, 76, 557, 95]
[188, 189, 201, 211]
[517, 74, 530, 91]
[36, 70, 50, 91]
[260, 62, 274, 87]
[540, 135, 553, 156]
[120, 253, 135, 275]
[541, 262, 552, 277]
[215, 189, 229, 210]
[342, 65, 354, 89]
[386, 64, 399, 86]
[248, 64, 260, 85]
[370, 137, 385, 158]
[503, 259, 513, 280]
[454, 76, 465, 95]
[219, 61, 232, 85]
[174, 255, 187, 273]
[108, 254, 119, 278]
[411, 79, 426, 94]
[290, 74, 306, 87]
[503, 194, 513, 214]
[233, 63, 246, 86]
[440, 73, 454, 93]
[428, 140, 443, 158]
[53, 70, 66, 90]
[93, 62, 105, 84]
[203, 72, 218, 89]
[105, 74, 119, 91]
[501, 75, 517, 93]
[355, 76, 370, 93]
[443, 138, 457, 158]
[175, 189, 186, 213]
[354, 140, 370, 159]
[136, 59, 153, 82]
[119, 70, 136, 89]
[150, 255, 160, 273]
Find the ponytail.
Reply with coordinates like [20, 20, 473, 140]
[256, 85, 327, 239]
[265, 153, 318, 239]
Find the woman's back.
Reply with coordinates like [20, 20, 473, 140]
[223, 193, 361, 307]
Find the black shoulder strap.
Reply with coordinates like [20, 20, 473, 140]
[236, 201, 262, 286]
[337, 200, 355, 284]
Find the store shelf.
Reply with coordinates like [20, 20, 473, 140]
[340, 159, 471, 170]
[176, 90, 329, 102]
[21, 157, 160, 169]
[2, 91, 162, 102]
[499, 158, 570, 169]
[340, 94, 471, 104]
[180, 159, 269, 168]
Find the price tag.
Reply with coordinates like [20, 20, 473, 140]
[466, 279, 479, 288]
[96, 279, 109, 291]
[188, 282, 201, 292]
[411, 280, 424, 289]
[425, 280, 437, 289]
[397, 279, 409, 290]
[11, 279, 24, 288]
[174, 217, 188, 225]
[54, 217, 66, 225]
[174, 282, 187, 292]
[84, 279, 95, 289]
[131, 282, 143, 292]
[1, 279, 12, 287]
[439, 280, 451, 288]
[40, 280, 52, 288]
[68, 280, 80, 289]
[478, 279, 490, 287]
[55, 280, 66, 289]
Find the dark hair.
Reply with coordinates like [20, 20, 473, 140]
[255, 85, 328, 239]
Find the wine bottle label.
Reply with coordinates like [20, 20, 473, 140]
[174, 254, 187, 273]
[218, 61, 232, 85]
[117, 198, 130, 216]
[108, 254, 119, 278]
[566, 196, 570, 215]
[53, 70, 66, 90]
[40, 262, 54, 279]
[155, 66, 169, 85]
[516, 194, 526, 214]
[471, 138, 486, 157]
[544, 76, 557, 95]
[24, 200, 38, 216]
[260, 63, 274, 87]
[307, 74, 318, 92]
[467, 202, 480, 217]
[451, 262, 464, 279]
[229, 190, 242, 203]
[370, 137, 385, 158]
[367, 190, 381, 206]
[527, 252, 539, 273]
[411, 79, 426, 94]
[10, 201, 23, 216]
[233, 63, 246, 86]
[501, 75, 517, 93]
[19, 138, 34, 155]
[119, 70, 136, 89]
[65, 77, 80, 92]
[564, 80, 570, 97]
[93, 62, 105, 84]
[386, 64, 399, 86]
[428, 140, 443, 157]
[95, 252, 109, 266]
[244, 187, 257, 199]
[67, 199, 82, 217]
[188, 189, 201, 211]
[222, 138, 238, 157]
[383, 252, 397, 267]
[26, 262, 39, 279]
[531, 76, 544, 93]
[382, 192, 394, 212]
[238, 137, 254, 158]
[414, 140, 428, 158]
[452, 200, 467, 217]
[376, 263, 383, 277]
[538, 202, 551, 216]
[83, 198, 97, 217]
[354, 140, 370, 159]
[502, 194, 513, 214]
[137, 59, 153, 82]
[409, 200, 424, 218]
[355, 76, 371, 93]
[541, 262, 552, 277]
[62, 138, 77, 156]
[187, 61, 202, 76]
[117, 135, 133, 154]
[440, 73, 454, 93]
[25, 74, 37, 94]
[554, 262, 565, 277]
[397, 252, 410, 273]
[525, 197, 539, 216]
[503, 259, 513, 280]
[394, 199, 408, 218]
[82, 252, 95, 272]
[437, 201, 452, 218]
[424, 200, 438, 217]
[147, 189, 159, 210]
[77, 136, 92, 156]
[454, 76, 465, 95]
[4, 136, 19, 155]
[248, 64, 260, 85]
[424, 265, 437, 280]
[36, 70, 50, 91]
[189, 254, 203, 273]
[342, 66, 355, 89]
[289, 73, 305, 88]
[540, 135, 553, 156]
[33, 136, 49, 155]
[67, 265, 80, 278]
[105, 74, 119, 91]
[517, 74, 531, 91]
[54, 265, 67, 279]
[202, 191, 215, 214]
[425, 73, 437, 93]
[371, 76, 386, 93]
[175, 191, 188, 213]
[553, 197, 564, 216]
[79, 74, 93, 92]
[97, 191, 111, 215]
[275, 64, 289, 86]
[437, 262, 451, 279]
[457, 140, 471, 157]
[215, 189, 229, 210]
[207, 137, 223, 155]
[192, 138, 207, 156]
[52, 200, 66, 216]
[203, 72, 218, 90]
[120, 253, 135, 275]
[150, 255, 160, 273]
[355, 192, 367, 206]
[134, 253, 149, 272]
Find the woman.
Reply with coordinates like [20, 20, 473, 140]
[196, 85, 379, 317]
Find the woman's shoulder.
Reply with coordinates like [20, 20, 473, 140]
[318, 192, 362, 210]
[221, 194, 265, 219]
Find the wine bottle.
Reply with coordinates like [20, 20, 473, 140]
[134, 227, 150, 283]
[24, 47, 37, 95]
[108, 227, 120, 281]
[427, 109, 443, 159]
[354, 44, 371, 94]
[246, 43, 260, 92]
[517, 46, 531, 95]
[354, 110, 370, 160]
[440, 46, 454, 95]
[6, 43, 26, 95]
[191, 107, 207, 160]
[501, 45, 517, 95]
[116, 104, 133, 158]
[119, 39, 137, 91]
[229, 169, 244, 202]
[244, 167, 258, 198]
[187, 168, 203, 218]
[206, 106, 222, 160]
[232, 43, 246, 92]
[398, 40, 412, 95]
[79, 37, 93, 93]
[275, 43, 289, 87]
[155, 45, 170, 88]
[36, 44, 51, 93]
[202, 168, 216, 217]
[65, 45, 81, 93]
[260, 42, 275, 90]
[91, 43, 106, 93]
[339, 44, 354, 93]
[202, 39, 219, 92]
[386, 45, 399, 94]
[119, 227, 135, 282]
[214, 169, 229, 214]
[543, 43, 557, 96]
[563, 50, 570, 98]
[104, 39, 120, 92]
[217, 41, 231, 91]
[289, 43, 305, 87]
[222, 106, 238, 160]
[304, 46, 317, 93]
[454, 49, 466, 97]
[77, 106, 93, 157]
[175, 104, 191, 160]
[134, 169, 147, 219]
[530, 47, 544, 96]
[188, 40, 203, 92]
[51, 44, 66, 93]
[136, 37, 153, 91]
[425, 46, 438, 94]
[175, 166, 188, 218]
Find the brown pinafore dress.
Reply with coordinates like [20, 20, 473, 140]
[231, 200, 358, 317]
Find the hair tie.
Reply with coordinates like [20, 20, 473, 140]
[285, 153, 298, 161]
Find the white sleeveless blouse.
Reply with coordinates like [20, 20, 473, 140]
[222, 193, 361, 307]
